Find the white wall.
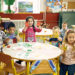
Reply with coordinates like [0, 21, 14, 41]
[40, 0, 46, 12]
[2, 0, 46, 13]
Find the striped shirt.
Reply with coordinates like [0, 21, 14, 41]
[0, 30, 6, 51]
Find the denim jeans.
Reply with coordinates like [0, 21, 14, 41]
[60, 63, 75, 75]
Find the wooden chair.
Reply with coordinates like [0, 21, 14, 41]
[0, 52, 26, 75]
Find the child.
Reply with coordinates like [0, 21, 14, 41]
[44, 26, 62, 75]
[46, 26, 62, 47]
[60, 22, 68, 40]
[0, 18, 6, 52]
[4, 22, 21, 64]
[60, 30, 75, 75]
[22, 16, 42, 42]
[5, 22, 20, 44]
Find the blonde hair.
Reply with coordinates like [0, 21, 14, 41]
[61, 30, 75, 51]
[62, 22, 67, 26]
[52, 26, 60, 38]
[52, 26, 60, 31]
[63, 30, 74, 43]
[63, 30, 75, 50]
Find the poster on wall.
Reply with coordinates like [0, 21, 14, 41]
[18, 2, 33, 13]
[46, 0, 68, 13]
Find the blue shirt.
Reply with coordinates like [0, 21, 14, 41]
[49, 38, 61, 47]
[60, 29, 66, 40]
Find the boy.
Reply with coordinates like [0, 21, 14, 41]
[60, 22, 68, 40]
[4, 22, 21, 64]
[5, 22, 20, 44]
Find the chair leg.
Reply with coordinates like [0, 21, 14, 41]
[5, 72, 9, 75]
[20, 74, 25, 75]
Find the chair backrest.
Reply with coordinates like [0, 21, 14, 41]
[0, 52, 12, 67]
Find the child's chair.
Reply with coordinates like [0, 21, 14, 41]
[0, 52, 26, 75]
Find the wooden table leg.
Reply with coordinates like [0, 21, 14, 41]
[26, 61, 30, 75]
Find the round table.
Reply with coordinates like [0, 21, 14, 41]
[3, 42, 62, 75]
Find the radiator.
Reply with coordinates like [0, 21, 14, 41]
[11, 20, 25, 30]
[11, 20, 39, 30]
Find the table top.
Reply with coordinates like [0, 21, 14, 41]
[19, 28, 53, 36]
[36, 28, 53, 35]
[3, 42, 62, 61]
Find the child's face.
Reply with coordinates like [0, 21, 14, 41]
[62, 23, 67, 30]
[67, 33, 75, 44]
[28, 18, 33, 27]
[74, 33, 75, 42]
[8, 27, 15, 34]
[53, 29, 60, 38]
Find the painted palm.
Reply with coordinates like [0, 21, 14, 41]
[4, 0, 15, 13]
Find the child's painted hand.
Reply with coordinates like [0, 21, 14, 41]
[37, 21, 41, 27]
[60, 43, 67, 51]
[4, 38, 10, 44]
[58, 37, 62, 41]
[7, 45, 10, 48]
[25, 22, 29, 27]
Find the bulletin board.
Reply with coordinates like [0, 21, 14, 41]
[68, 2, 75, 9]
[46, 0, 68, 13]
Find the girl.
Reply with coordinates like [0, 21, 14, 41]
[60, 30, 75, 75]
[22, 16, 42, 42]
[46, 26, 62, 47]
[17, 16, 42, 64]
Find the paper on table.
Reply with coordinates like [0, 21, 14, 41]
[12, 46, 27, 51]
[16, 51, 26, 59]
[17, 42, 32, 47]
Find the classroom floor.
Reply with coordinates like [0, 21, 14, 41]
[0, 69, 53, 75]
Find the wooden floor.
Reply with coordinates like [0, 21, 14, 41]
[0, 61, 55, 75]
[0, 69, 53, 75]
[0, 69, 5, 75]
[0, 70, 13, 75]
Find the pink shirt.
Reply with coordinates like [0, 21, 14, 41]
[22, 27, 42, 42]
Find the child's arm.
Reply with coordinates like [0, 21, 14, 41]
[45, 38, 49, 41]
[60, 43, 66, 55]
[58, 37, 62, 42]
[16, 35, 20, 42]
[37, 26, 42, 30]
[4, 38, 10, 45]
[16, 30, 20, 42]
[22, 26, 28, 33]
[35, 26, 42, 32]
